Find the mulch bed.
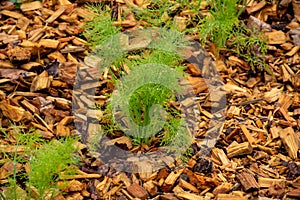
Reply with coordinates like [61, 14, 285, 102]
[0, 0, 300, 199]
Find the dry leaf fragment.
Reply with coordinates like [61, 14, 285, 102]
[0, 68, 27, 80]
[247, 16, 272, 32]
[289, 28, 300, 45]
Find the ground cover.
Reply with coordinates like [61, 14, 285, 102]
[0, 0, 300, 199]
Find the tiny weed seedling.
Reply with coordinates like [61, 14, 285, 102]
[228, 26, 272, 74]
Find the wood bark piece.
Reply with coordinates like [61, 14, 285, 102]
[178, 179, 199, 193]
[21, 62, 42, 70]
[0, 162, 22, 179]
[46, 96, 71, 110]
[0, 68, 28, 80]
[20, 1, 43, 12]
[263, 31, 286, 44]
[104, 185, 122, 198]
[215, 194, 247, 200]
[58, 0, 72, 5]
[143, 180, 158, 196]
[60, 173, 101, 179]
[135, 161, 153, 180]
[20, 99, 39, 114]
[162, 169, 184, 192]
[281, 64, 292, 82]
[270, 126, 280, 139]
[74, 7, 94, 19]
[39, 39, 60, 49]
[186, 63, 201, 76]
[185, 76, 208, 94]
[96, 177, 111, 196]
[0, 61, 14, 68]
[278, 107, 296, 123]
[258, 177, 285, 188]
[28, 28, 46, 42]
[48, 51, 66, 62]
[34, 113, 54, 133]
[237, 171, 259, 191]
[212, 183, 233, 195]
[127, 183, 148, 200]
[58, 62, 77, 85]
[112, 173, 131, 187]
[106, 136, 133, 149]
[1, 36, 19, 45]
[56, 123, 70, 137]
[224, 82, 248, 93]
[66, 180, 84, 192]
[17, 17, 31, 31]
[176, 191, 204, 200]
[30, 71, 52, 92]
[246, 1, 266, 14]
[0, 100, 33, 122]
[292, 73, 300, 90]
[279, 127, 300, 159]
[60, 45, 86, 53]
[281, 42, 294, 50]
[227, 141, 253, 158]
[121, 189, 134, 200]
[7, 45, 31, 62]
[0, 10, 24, 19]
[46, 7, 67, 24]
[240, 124, 256, 145]
[292, 0, 300, 16]
[285, 46, 300, 56]
[0, 145, 29, 153]
[287, 188, 300, 198]
[211, 148, 230, 166]
[227, 106, 241, 118]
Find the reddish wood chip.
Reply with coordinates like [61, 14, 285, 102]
[127, 183, 149, 200]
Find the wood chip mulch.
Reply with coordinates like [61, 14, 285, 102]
[0, 0, 300, 199]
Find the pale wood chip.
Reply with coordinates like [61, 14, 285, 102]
[20, 1, 43, 12]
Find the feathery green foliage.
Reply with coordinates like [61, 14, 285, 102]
[83, 4, 120, 47]
[83, 3, 194, 159]
[0, 126, 79, 200]
[28, 138, 79, 199]
[228, 26, 271, 74]
[199, 0, 245, 52]
[0, 126, 44, 200]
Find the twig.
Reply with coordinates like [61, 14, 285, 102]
[231, 98, 265, 106]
